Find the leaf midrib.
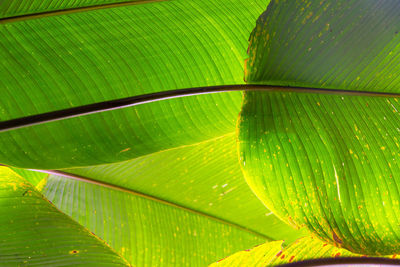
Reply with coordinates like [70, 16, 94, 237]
[2, 84, 400, 133]
[30, 142, 272, 241]
[0, 0, 168, 24]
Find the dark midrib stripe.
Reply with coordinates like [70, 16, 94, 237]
[33, 168, 271, 240]
[1, 84, 400, 133]
[280, 257, 400, 266]
[0, 0, 167, 24]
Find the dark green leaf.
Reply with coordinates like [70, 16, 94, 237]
[246, 0, 400, 93]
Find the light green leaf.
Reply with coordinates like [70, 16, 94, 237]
[35, 133, 305, 266]
[65, 133, 305, 243]
[238, 0, 400, 256]
[211, 235, 400, 266]
[10, 167, 48, 186]
[245, 0, 400, 93]
[0, 167, 129, 266]
[0, 0, 269, 169]
[209, 240, 283, 267]
[0, 0, 146, 19]
[238, 91, 400, 255]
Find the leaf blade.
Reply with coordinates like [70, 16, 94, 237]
[0, 0, 269, 169]
[246, 0, 400, 93]
[0, 167, 129, 266]
[238, 91, 400, 255]
[211, 236, 400, 266]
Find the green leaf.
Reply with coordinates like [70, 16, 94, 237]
[0, 167, 129, 266]
[64, 133, 305, 243]
[0, 0, 269, 169]
[238, 0, 400, 256]
[35, 133, 304, 266]
[210, 235, 400, 266]
[209, 240, 283, 267]
[42, 176, 265, 266]
[238, 91, 400, 255]
[0, 0, 147, 19]
[10, 167, 48, 186]
[245, 0, 400, 93]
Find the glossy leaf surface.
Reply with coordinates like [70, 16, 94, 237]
[0, 0, 268, 169]
[239, 0, 400, 256]
[0, 167, 128, 266]
[238, 91, 400, 255]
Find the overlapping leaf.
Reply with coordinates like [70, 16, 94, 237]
[239, 0, 400, 255]
[65, 133, 305, 243]
[0, 0, 269, 169]
[245, 0, 400, 93]
[238, 92, 400, 255]
[10, 167, 48, 186]
[0, 167, 129, 266]
[210, 236, 400, 266]
[41, 175, 265, 266]
[32, 133, 305, 266]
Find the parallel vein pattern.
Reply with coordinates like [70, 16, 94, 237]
[0, 0, 146, 19]
[0, 0, 269, 168]
[0, 167, 129, 266]
[65, 133, 305, 243]
[211, 236, 400, 266]
[238, 91, 400, 255]
[42, 174, 266, 266]
[246, 0, 400, 93]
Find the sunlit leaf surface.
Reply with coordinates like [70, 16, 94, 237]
[0, 167, 129, 266]
[0, 0, 269, 169]
[238, 91, 400, 255]
[10, 167, 48, 186]
[41, 176, 265, 266]
[210, 236, 400, 266]
[239, 0, 400, 255]
[65, 133, 305, 243]
[31, 133, 305, 265]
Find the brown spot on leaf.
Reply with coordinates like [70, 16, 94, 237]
[69, 250, 79, 254]
[289, 256, 295, 262]
[332, 231, 343, 244]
